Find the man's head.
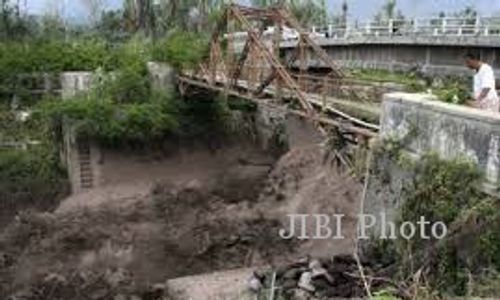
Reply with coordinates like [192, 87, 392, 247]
[464, 53, 482, 70]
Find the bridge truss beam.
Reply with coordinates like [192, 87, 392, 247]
[182, 4, 378, 138]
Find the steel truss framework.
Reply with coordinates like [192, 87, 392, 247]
[178, 4, 378, 138]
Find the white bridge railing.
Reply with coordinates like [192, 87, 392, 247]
[312, 17, 500, 39]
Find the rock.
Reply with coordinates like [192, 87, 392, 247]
[275, 265, 289, 278]
[89, 288, 108, 300]
[282, 267, 306, 280]
[0, 252, 14, 268]
[308, 259, 334, 284]
[311, 277, 332, 293]
[332, 254, 356, 265]
[141, 283, 166, 300]
[43, 273, 67, 285]
[183, 179, 202, 191]
[248, 272, 263, 293]
[113, 294, 127, 300]
[308, 259, 322, 270]
[297, 272, 315, 292]
[292, 288, 312, 300]
[282, 279, 297, 290]
[289, 255, 310, 268]
[152, 283, 166, 291]
[105, 268, 130, 288]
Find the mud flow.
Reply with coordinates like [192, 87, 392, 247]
[0, 139, 362, 299]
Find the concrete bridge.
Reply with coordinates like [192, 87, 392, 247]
[279, 17, 500, 77]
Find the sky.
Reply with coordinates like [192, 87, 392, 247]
[17, 0, 500, 23]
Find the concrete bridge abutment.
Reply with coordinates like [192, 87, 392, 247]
[363, 92, 500, 240]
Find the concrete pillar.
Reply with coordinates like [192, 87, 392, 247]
[147, 62, 175, 92]
[60, 72, 102, 194]
[60, 72, 93, 100]
[425, 46, 431, 66]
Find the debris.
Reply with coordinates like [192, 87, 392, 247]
[248, 271, 264, 293]
[255, 254, 392, 299]
[298, 272, 315, 292]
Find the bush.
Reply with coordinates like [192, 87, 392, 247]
[0, 39, 116, 76]
[152, 31, 209, 70]
[375, 151, 500, 296]
[40, 90, 180, 144]
[0, 148, 68, 226]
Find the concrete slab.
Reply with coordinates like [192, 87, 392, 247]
[165, 268, 258, 300]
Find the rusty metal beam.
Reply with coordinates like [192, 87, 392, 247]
[277, 8, 345, 78]
[187, 4, 378, 136]
[178, 75, 377, 138]
[231, 6, 314, 114]
[231, 25, 267, 88]
[254, 49, 299, 97]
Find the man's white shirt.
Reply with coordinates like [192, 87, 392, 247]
[474, 63, 499, 112]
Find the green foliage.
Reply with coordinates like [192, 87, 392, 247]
[152, 31, 209, 70]
[397, 154, 486, 295]
[373, 289, 402, 300]
[0, 39, 115, 76]
[40, 88, 180, 144]
[350, 68, 425, 91]
[177, 93, 230, 139]
[433, 77, 470, 104]
[349, 69, 470, 104]
[371, 148, 500, 296]
[469, 269, 500, 297]
[0, 147, 68, 222]
[400, 153, 482, 225]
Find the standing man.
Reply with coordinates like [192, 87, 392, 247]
[464, 53, 499, 112]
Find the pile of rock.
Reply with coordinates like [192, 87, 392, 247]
[250, 255, 377, 299]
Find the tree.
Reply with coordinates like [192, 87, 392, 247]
[385, 0, 396, 20]
[331, 0, 348, 27]
[251, 0, 330, 26]
[39, 13, 66, 40]
[374, 0, 401, 23]
[0, 0, 33, 39]
[341, 0, 348, 27]
[79, 0, 105, 26]
[96, 9, 126, 40]
[147, 0, 228, 35]
[454, 6, 477, 26]
[124, 0, 155, 34]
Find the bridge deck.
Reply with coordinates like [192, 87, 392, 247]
[178, 73, 380, 137]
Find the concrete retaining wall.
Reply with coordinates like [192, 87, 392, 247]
[364, 92, 500, 237]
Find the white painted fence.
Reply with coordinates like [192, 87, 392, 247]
[314, 17, 500, 39]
